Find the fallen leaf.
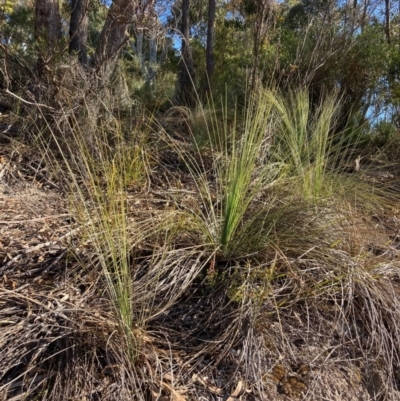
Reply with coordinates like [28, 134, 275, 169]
[226, 380, 244, 400]
[161, 381, 186, 401]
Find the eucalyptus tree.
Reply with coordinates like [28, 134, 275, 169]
[206, 0, 216, 86]
[128, 0, 174, 86]
[69, 0, 89, 64]
[34, 0, 62, 75]
[31, 0, 138, 79]
[93, 0, 138, 79]
[235, 0, 273, 87]
[32, 0, 160, 80]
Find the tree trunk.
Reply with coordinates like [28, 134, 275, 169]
[384, 0, 391, 44]
[206, 0, 216, 88]
[177, 0, 195, 105]
[69, 0, 89, 65]
[360, 0, 368, 31]
[251, 0, 268, 90]
[35, 0, 61, 75]
[350, 0, 357, 34]
[94, 0, 137, 80]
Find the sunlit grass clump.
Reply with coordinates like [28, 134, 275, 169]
[165, 88, 359, 257]
[34, 104, 157, 358]
[267, 90, 350, 200]
[35, 99, 211, 362]
[163, 90, 283, 257]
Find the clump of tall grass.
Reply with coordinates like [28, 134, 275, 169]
[267, 90, 344, 199]
[162, 89, 285, 257]
[163, 88, 352, 257]
[32, 90, 213, 358]
[39, 111, 148, 355]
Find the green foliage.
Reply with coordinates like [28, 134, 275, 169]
[211, 19, 252, 103]
[284, 3, 307, 29]
[269, 90, 341, 199]
[118, 56, 177, 110]
[167, 88, 342, 257]
[87, 1, 109, 58]
[0, 0, 14, 16]
[370, 121, 398, 147]
[2, 3, 35, 49]
[217, 91, 279, 254]
[164, 89, 283, 257]
[33, 98, 155, 360]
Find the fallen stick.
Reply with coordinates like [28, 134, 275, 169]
[0, 214, 71, 225]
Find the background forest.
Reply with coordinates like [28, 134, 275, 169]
[1, 0, 400, 400]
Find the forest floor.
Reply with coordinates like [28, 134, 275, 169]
[2, 124, 400, 401]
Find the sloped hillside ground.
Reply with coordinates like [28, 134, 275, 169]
[1, 132, 400, 401]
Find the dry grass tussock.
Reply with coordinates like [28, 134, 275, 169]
[1, 82, 400, 401]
